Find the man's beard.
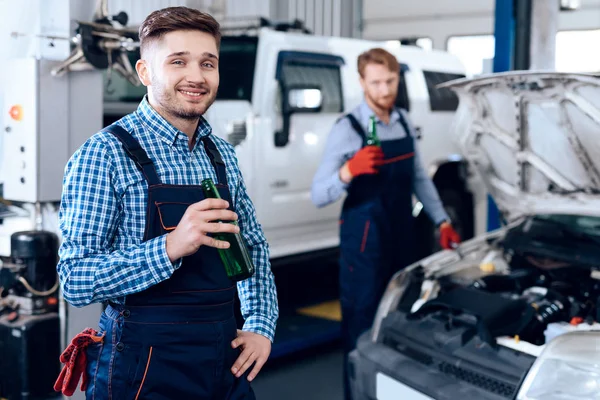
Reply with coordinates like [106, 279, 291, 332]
[152, 79, 217, 120]
[367, 92, 396, 111]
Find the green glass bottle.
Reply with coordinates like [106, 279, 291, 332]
[366, 116, 381, 146]
[201, 178, 255, 282]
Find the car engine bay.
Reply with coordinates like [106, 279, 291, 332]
[373, 215, 600, 399]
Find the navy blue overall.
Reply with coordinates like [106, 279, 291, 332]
[340, 112, 416, 399]
[84, 125, 255, 400]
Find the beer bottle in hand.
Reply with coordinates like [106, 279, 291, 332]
[201, 178, 255, 281]
[366, 115, 381, 146]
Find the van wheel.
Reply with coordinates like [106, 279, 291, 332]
[415, 188, 473, 258]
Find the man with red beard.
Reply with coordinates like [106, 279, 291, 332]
[311, 48, 460, 400]
[56, 7, 277, 399]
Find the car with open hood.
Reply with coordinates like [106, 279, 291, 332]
[349, 71, 600, 400]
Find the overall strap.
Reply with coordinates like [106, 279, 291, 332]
[102, 124, 161, 186]
[201, 136, 229, 186]
[344, 113, 368, 145]
[396, 108, 413, 139]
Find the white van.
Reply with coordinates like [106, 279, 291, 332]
[104, 20, 487, 264]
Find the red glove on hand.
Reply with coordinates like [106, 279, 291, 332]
[347, 146, 385, 177]
[439, 222, 461, 250]
[54, 328, 104, 396]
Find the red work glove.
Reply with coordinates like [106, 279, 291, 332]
[347, 146, 384, 177]
[54, 328, 104, 396]
[439, 222, 461, 250]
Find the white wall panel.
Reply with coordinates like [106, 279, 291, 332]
[363, 0, 600, 49]
[225, 0, 269, 18]
[332, 0, 342, 38]
[106, 0, 357, 37]
[276, 0, 359, 37]
[108, 0, 190, 25]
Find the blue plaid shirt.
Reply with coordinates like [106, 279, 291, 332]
[57, 97, 278, 341]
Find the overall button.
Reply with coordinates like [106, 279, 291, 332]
[122, 309, 131, 318]
[116, 342, 125, 352]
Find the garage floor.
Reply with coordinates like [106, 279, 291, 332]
[253, 341, 344, 400]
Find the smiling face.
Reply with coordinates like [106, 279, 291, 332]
[136, 29, 219, 121]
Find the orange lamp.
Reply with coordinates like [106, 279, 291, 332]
[9, 105, 23, 122]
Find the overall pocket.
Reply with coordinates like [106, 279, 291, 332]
[83, 333, 106, 400]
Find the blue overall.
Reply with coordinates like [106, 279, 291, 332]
[84, 125, 255, 400]
[340, 112, 415, 399]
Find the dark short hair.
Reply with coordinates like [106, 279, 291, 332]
[139, 7, 221, 57]
[357, 48, 400, 78]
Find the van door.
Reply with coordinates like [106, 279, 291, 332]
[253, 51, 346, 258]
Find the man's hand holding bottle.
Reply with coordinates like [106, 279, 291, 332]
[339, 146, 385, 183]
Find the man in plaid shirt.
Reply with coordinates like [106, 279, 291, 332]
[56, 7, 277, 399]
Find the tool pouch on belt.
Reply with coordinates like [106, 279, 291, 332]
[54, 327, 105, 396]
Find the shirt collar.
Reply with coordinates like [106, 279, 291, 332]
[135, 95, 212, 146]
[359, 100, 401, 126]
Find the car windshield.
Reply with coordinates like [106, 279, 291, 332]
[533, 214, 600, 237]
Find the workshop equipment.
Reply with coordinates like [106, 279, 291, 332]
[0, 231, 60, 400]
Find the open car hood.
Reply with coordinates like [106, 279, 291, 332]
[441, 72, 600, 221]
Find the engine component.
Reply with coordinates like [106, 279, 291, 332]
[471, 268, 540, 293]
[522, 296, 569, 344]
[408, 287, 529, 346]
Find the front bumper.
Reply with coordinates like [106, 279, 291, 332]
[349, 331, 516, 400]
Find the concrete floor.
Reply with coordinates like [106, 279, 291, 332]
[253, 342, 344, 400]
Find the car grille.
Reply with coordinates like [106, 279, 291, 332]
[388, 339, 517, 399]
[438, 362, 517, 398]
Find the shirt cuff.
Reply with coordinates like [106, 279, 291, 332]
[330, 170, 349, 194]
[434, 212, 451, 227]
[242, 314, 277, 343]
[144, 235, 181, 284]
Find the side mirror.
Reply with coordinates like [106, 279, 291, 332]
[275, 86, 322, 147]
[287, 88, 323, 112]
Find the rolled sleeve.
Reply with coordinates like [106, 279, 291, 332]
[145, 235, 183, 282]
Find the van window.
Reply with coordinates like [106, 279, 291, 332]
[422, 71, 465, 112]
[395, 64, 410, 111]
[217, 36, 259, 101]
[277, 52, 344, 113]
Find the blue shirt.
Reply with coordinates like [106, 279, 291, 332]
[57, 97, 278, 341]
[311, 101, 449, 225]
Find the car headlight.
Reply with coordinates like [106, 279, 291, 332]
[370, 268, 415, 341]
[516, 331, 600, 400]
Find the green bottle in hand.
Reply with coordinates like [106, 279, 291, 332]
[201, 178, 255, 282]
[366, 116, 381, 147]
